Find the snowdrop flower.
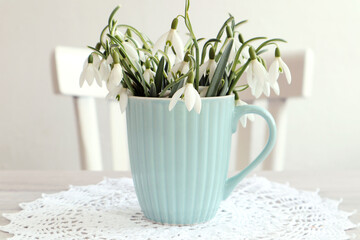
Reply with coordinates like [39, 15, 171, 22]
[153, 18, 184, 60]
[235, 97, 255, 128]
[247, 47, 270, 98]
[199, 47, 217, 82]
[99, 58, 111, 82]
[170, 53, 190, 80]
[143, 60, 155, 84]
[125, 29, 145, 62]
[268, 47, 291, 95]
[106, 84, 132, 113]
[106, 52, 123, 91]
[79, 54, 102, 87]
[169, 72, 201, 114]
[123, 41, 140, 62]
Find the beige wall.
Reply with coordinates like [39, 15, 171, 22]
[0, 0, 359, 170]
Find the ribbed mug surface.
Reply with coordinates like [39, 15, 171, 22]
[126, 95, 276, 225]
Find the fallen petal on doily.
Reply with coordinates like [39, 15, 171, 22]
[0, 176, 358, 240]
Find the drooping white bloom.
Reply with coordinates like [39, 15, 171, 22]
[107, 63, 123, 91]
[153, 19, 184, 60]
[123, 42, 140, 62]
[247, 58, 270, 98]
[92, 54, 101, 69]
[199, 59, 217, 82]
[106, 84, 132, 113]
[268, 56, 291, 95]
[169, 83, 201, 114]
[99, 59, 111, 82]
[79, 60, 102, 87]
[170, 60, 190, 80]
[235, 99, 255, 128]
[143, 68, 155, 84]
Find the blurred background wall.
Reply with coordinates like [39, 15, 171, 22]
[0, 0, 359, 170]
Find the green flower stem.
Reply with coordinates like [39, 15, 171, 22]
[213, 16, 234, 51]
[227, 59, 250, 95]
[116, 24, 152, 49]
[255, 38, 287, 52]
[108, 5, 121, 26]
[184, 10, 200, 90]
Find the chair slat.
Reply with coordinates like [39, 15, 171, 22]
[75, 97, 103, 170]
[108, 101, 130, 171]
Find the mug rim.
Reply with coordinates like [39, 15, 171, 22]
[128, 94, 234, 101]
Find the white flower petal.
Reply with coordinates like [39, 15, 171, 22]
[268, 59, 280, 85]
[85, 65, 95, 85]
[92, 54, 101, 69]
[253, 60, 268, 81]
[106, 86, 121, 100]
[153, 31, 169, 54]
[99, 60, 111, 82]
[79, 70, 86, 87]
[199, 61, 209, 77]
[109, 64, 123, 86]
[106, 55, 113, 65]
[171, 30, 184, 60]
[119, 90, 128, 113]
[263, 81, 270, 97]
[240, 116, 247, 128]
[124, 42, 139, 61]
[169, 86, 185, 111]
[279, 58, 291, 84]
[94, 67, 102, 87]
[184, 84, 196, 111]
[271, 81, 280, 95]
[171, 62, 182, 75]
[194, 90, 202, 114]
[246, 62, 254, 87]
[208, 60, 217, 82]
[181, 62, 190, 74]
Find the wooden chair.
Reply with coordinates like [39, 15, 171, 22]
[54, 46, 314, 171]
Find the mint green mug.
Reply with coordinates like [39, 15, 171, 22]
[126, 95, 276, 225]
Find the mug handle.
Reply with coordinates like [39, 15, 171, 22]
[223, 105, 277, 200]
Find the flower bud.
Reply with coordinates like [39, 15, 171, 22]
[145, 59, 151, 69]
[171, 18, 178, 30]
[126, 28, 132, 37]
[95, 42, 102, 50]
[238, 33, 244, 44]
[88, 54, 94, 63]
[209, 47, 215, 60]
[184, 51, 191, 62]
[112, 51, 120, 64]
[275, 47, 281, 57]
[226, 25, 233, 38]
[186, 71, 195, 84]
[249, 46, 257, 60]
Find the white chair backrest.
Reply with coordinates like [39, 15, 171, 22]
[55, 46, 130, 171]
[54, 46, 314, 171]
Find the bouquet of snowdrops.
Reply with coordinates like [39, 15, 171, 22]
[79, 0, 291, 122]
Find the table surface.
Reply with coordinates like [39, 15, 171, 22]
[0, 170, 359, 239]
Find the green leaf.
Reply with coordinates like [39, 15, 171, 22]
[206, 39, 234, 97]
[155, 57, 165, 94]
[149, 82, 157, 97]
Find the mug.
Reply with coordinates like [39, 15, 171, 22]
[126, 95, 276, 225]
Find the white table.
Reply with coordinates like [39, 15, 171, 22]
[0, 170, 359, 239]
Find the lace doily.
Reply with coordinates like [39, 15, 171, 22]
[0, 176, 358, 240]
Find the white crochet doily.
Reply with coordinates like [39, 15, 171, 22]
[0, 176, 358, 240]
